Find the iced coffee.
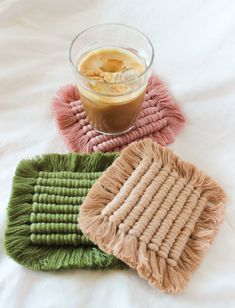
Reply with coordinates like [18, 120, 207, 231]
[77, 47, 147, 134]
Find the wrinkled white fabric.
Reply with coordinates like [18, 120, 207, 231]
[0, 0, 235, 307]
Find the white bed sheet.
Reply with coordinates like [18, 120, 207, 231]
[1, 0, 235, 307]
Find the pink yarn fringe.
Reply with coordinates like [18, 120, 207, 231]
[52, 75, 185, 153]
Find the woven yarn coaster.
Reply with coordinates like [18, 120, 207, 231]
[80, 139, 226, 293]
[52, 75, 185, 153]
[4, 152, 125, 271]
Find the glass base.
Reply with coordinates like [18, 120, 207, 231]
[92, 125, 134, 136]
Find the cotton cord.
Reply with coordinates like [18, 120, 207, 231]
[79, 139, 226, 294]
[52, 75, 185, 153]
[4, 152, 125, 271]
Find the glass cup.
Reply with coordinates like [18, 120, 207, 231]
[69, 23, 154, 135]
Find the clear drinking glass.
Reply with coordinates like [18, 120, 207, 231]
[69, 23, 154, 135]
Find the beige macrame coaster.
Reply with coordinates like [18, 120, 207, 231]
[79, 139, 226, 293]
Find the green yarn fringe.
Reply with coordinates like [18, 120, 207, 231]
[4, 152, 126, 271]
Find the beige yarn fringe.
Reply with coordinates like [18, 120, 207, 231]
[79, 139, 226, 293]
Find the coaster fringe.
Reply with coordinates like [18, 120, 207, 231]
[4, 152, 125, 270]
[80, 139, 226, 293]
[52, 75, 185, 153]
[147, 75, 185, 139]
[52, 85, 89, 152]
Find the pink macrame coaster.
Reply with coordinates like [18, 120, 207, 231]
[52, 76, 185, 153]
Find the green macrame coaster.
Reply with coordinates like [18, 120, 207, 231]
[4, 152, 125, 271]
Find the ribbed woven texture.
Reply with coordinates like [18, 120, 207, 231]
[4, 152, 125, 271]
[30, 171, 100, 247]
[52, 75, 185, 153]
[80, 140, 226, 293]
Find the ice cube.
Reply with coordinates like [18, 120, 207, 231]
[121, 68, 138, 82]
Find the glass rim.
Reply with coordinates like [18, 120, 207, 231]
[69, 23, 155, 85]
